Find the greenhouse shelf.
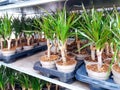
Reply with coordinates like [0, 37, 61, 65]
[33, 60, 83, 83]
[0, 45, 47, 63]
[75, 64, 120, 90]
[0, 51, 89, 90]
[0, 0, 65, 10]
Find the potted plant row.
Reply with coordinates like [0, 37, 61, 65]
[0, 65, 57, 90]
[40, 7, 80, 71]
[33, 3, 120, 89]
[74, 5, 120, 90]
[33, 5, 82, 83]
[0, 15, 47, 59]
[0, 14, 16, 56]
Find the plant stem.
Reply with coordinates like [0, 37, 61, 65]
[19, 38, 22, 45]
[90, 45, 96, 60]
[47, 39, 52, 58]
[105, 42, 109, 55]
[16, 39, 18, 47]
[56, 85, 58, 90]
[61, 46, 66, 63]
[96, 49, 102, 70]
[11, 85, 15, 90]
[0, 39, 3, 49]
[6, 39, 12, 50]
[27, 37, 31, 46]
[75, 30, 81, 54]
[54, 39, 58, 54]
[58, 41, 66, 63]
[31, 35, 34, 45]
[118, 52, 120, 65]
[110, 43, 114, 54]
[76, 40, 81, 54]
[47, 83, 51, 90]
[39, 33, 42, 41]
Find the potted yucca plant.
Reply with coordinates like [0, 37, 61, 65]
[100, 10, 115, 65]
[22, 17, 36, 50]
[23, 30, 34, 50]
[0, 65, 8, 90]
[12, 17, 23, 52]
[72, 20, 89, 60]
[110, 8, 120, 84]
[78, 6, 111, 80]
[0, 18, 3, 49]
[1, 14, 16, 56]
[53, 7, 80, 73]
[34, 17, 47, 46]
[0, 18, 4, 55]
[36, 14, 59, 69]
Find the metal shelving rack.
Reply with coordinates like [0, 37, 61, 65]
[0, 0, 64, 10]
[0, 52, 89, 90]
[0, 0, 89, 90]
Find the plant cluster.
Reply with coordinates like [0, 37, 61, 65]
[34, 5, 120, 76]
[35, 7, 80, 65]
[0, 15, 44, 51]
[77, 6, 120, 69]
[0, 65, 48, 90]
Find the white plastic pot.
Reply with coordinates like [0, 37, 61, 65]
[0, 49, 2, 55]
[40, 55, 59, 69]
[40, 60, 56, 69]
[84, 59, 98, 65]
[56, 60, 77, 73]
[112, 64, 120, 84]
[1, 50, 16, 56]
[86, 64, 110, 80]
[72, 53, 88, 60]
[16, 46, 22, 52]
[39, 42, 47, 46]
[23, 45, 33, 50]
[103, 58, 112, 65]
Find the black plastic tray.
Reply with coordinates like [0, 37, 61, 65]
[0, 45, 47, 63]
[75, 64, 120, 90]
[33, 60, 83, 83]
